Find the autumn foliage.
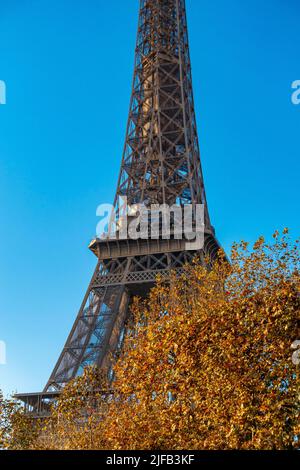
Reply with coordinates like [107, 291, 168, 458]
[1, 231, 299, 449]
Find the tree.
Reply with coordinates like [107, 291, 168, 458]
[0, 392, 39, 449]
[1, 230, 299, 450]
[103, 230, 300, 449]
[35, 367, 110, 450]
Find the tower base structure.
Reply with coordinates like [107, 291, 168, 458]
[15, 229, 221, 414]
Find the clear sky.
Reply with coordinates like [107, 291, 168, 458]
[0, 0, 299, 397]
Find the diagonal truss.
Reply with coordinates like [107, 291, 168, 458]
[114, 0, 211, 227]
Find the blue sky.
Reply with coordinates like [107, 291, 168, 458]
[0, 0, 299, 396]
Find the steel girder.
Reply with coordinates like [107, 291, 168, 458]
[44, 233, 220, 392]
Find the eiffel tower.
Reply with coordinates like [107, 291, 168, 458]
[16, 0, 221, 413]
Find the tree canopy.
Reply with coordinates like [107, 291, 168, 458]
[1, 230, 299, 450]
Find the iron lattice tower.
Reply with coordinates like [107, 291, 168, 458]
[17, 0, 221, 412]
